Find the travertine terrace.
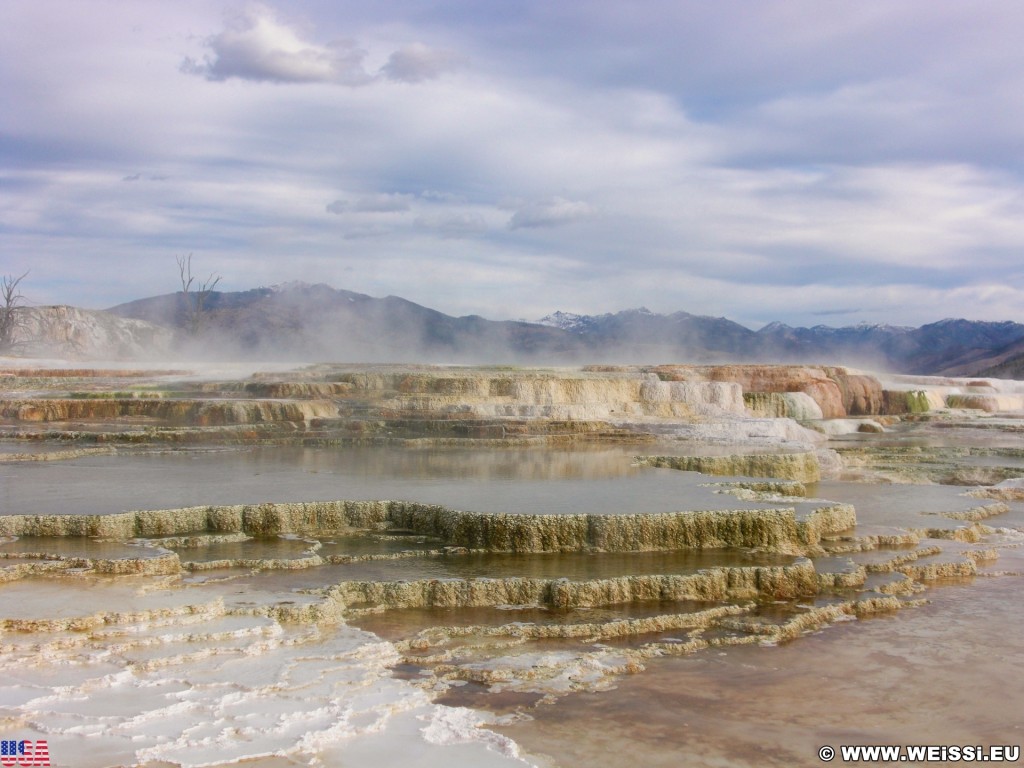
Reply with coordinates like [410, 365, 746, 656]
[1, 360, 1023, 766]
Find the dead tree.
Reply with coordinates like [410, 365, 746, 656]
[176, 254, 221, 335]
[0, 271, 28, 353]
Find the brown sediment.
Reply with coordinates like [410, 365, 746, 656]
[702, 480, 808, 498]
[0, 446, 118, 462]
[0, 368, 188, 378]
[861, 545, 944, 572]
[921, 523, 986, 543]
[0, 398, 336, 425]
[142, 532, 253, 548]
[946, 393, 1024, 412]
[822, 531, 924, 553]
[965, 548, 1000, 564]
[634, 452, 821, 483]
[197, 381, 355, 399]
[0, 500, 855, 554]
[0, 550, 181, 581]
[798, 504, 857, 547]
[182, 555, 324, 571]
[766, 596, 919, 640]
[329, 561, 821, 613]
[64, 390, 166, 399]
[399, 604, 754, 648]
[401, 596, 926, 698]
[968, 486, 1024, 502]
[896, 559, 978, 581]
[923, 502, 1010, 521]
[814, 543, 982, 590]
[0, 596, 227, 633]
[834, 445, 1024, 486]
[816, 565, 867, 589]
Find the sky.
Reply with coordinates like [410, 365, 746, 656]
[2, 0, 1024, 329]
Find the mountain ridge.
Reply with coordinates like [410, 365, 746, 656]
[100, 283, 1024, 374]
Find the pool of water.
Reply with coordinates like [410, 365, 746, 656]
[1, 436, 1022, 768]
[0, 444, 799, 516]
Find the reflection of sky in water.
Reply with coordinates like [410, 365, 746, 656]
[0, 445, 784, 516]
[1, 444, 1009, 526]
[0, 536, 164, 560]
[0, 437, 1020, 768]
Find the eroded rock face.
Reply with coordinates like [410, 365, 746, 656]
[744, 392, 825, 420]
[6, 364, 1020, 448]
[329, 561, 820, 612]
[0, 498, 850, 555]
[652, 365, 871, 418]
[0, 398, 337, 424]
[647, 364, 988, 420]
[833, 374, 887, 416]
[10, 306, 173, 360]
[351, 371, 746, 421]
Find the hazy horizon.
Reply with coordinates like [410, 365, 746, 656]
[4, 2, 1024, 329]
[100, 279, 1014, 334]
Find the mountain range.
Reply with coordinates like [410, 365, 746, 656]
[100, 282, 1024, 376]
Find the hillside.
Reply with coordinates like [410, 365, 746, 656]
[0, 282, 1011, 374]
[109, 283, 587, 362]
[2, 306, 172, 360]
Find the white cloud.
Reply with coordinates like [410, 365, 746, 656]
[181, 6, 373, 85]
[180, 8, 461, 88]
[4, 0, 1024, 328]
[508, 198, 595, 229]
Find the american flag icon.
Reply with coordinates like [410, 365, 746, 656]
[0, 740, 50, 767]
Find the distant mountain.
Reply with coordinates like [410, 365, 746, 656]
[973, 336, 1024, 380]
[104, 284, 1024, 373]
[109, 283, 586, 363]
[754, 321, 913, 366]
[538, 307, 759, 361]
[539, 309, 1024, 374]
[752, 317, 1024, 374]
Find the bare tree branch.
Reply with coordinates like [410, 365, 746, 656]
[0, 271, 29, 353]
[177, 254, 195, 296]
[176, 255, 221, 336]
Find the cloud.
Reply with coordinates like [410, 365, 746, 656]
[811, 307, 862, 317]
[326, 193, 413, 214]
[181, 6, 372, 85]
[415, 212, 489, 238]
[382, 43, 461, 83]
[6, 0, 1024, 328]
[181, 8, 459, 87]
[508, 197, 594, 229]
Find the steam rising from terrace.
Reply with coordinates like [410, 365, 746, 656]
[2, 281, 1020, 374]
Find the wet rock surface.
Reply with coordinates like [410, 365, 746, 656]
[1, 361, 1022, 767]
